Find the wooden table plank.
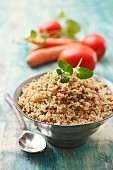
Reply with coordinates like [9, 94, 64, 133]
[0, 0, 113, 169]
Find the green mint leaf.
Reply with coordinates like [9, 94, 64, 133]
[60, 77, 69, 83]
[67, 65, 73, 75]
[58, 60, 69, 72]
[56, 69, 62, 75]
[60, 73, 69, 83]
[39, 38, 46, 45]
[57, 12, 66, 19]
[77, 68, 94, 79]
[25, 30, 37, 41]
[65, 19, 80, 38]
[31, 30, 37, 38]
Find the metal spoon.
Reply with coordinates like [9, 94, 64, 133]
[5, 93, 46, 153]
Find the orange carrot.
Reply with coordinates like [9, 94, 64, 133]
[27, 37, 77, 48]
[27, 43, 77, 67]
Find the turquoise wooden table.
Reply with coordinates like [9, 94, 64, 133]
[0, 0, 113, 169]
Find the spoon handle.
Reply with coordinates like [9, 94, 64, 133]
[5, 93, 28, 131]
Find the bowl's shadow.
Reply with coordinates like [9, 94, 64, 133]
[24, 141, 113, 170]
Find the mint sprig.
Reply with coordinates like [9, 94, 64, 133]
[56, 12, 80, 38]
[57, 59, 94, 83]
[65, 19, 80, 38]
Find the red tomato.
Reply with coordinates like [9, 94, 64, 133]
[39, 20, 62, 38]
[58, 44, 97, 70]
[83, 34, 106, 60]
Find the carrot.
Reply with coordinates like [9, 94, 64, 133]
[27, 43, 77, 67]
[27, 37, 77, 48]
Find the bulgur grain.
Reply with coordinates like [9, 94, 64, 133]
[18, 71, 113, 125]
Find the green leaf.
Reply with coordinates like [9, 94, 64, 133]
[60, 73, 69, 83]
[30, 30, 37, 38]
[56, 69, 62, 75]
[77, 68, 94, 79]
[67, 65, 73, 75]
[58, 60, 69, 72]
[60, 77, 69, 83]
[57, 12, 66, 19]
[25, 30, 37, 41]
[65, 19, 80, 38]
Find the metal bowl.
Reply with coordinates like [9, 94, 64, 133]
[13, 74, 113, 148]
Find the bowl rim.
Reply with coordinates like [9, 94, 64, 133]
[13, 73, 113, 127]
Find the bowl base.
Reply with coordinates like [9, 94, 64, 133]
[46, 137, 87, 148]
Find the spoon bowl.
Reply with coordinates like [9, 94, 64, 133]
[18, 130, 46, 153]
